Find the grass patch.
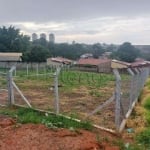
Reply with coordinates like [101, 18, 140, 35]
[145, 79, 150, 90]
[136, 128, 150, 149]
[143, 97, 150, 111]
[0, 107, 92, 130]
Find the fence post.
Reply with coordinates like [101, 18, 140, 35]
[7, 66, 16, 105]
[27, 64, 29, 76]
[36, 63, 39, 77]
[54, 67, 61, 114]
[113, 69, 121, 130]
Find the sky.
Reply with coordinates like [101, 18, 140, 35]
[0, 0, 150, 44]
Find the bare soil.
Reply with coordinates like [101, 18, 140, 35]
[0, 115, 120, 150]
[14, 80, 116, 129]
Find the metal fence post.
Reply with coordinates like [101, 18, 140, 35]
[113, 69, 121, 130]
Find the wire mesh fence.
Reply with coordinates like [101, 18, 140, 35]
[0, 64, 149, 131]
[114, 67, 149, 131]
[0, 72, 8, 106]
[57, 68, 116, 129]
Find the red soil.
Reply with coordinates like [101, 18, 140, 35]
[0, 116, 120, 150]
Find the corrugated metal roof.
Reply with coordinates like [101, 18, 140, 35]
[77, 58, 111, 66]
[0, 53, 22, 61]
[47, 57, 72, 64]
[0, 53, 22, 57]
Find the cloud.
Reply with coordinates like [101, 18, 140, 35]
[0, 0, 150, 44]
[3, 15, 149, 44]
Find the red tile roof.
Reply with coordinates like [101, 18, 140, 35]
[131, 60, 150, 67]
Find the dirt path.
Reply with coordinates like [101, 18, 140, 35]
[0, 116, 119, 150]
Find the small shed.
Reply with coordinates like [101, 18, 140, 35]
[76, 58, 111, 73]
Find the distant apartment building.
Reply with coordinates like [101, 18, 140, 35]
[49, 33, 55, 43]
[32, 33, 38, 41]
[40, 33, 46, 40]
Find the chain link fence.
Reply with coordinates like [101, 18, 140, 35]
[0, 65, 149, 132]
[114, 67, 149, 131]
[0, 72, 8, 106]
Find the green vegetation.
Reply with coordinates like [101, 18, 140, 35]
[143, 97, 150, 111]
[136, 129, 150, 149]
[134, 81, 150, 149]
[13, 69, 115, 90]
[59, 70, 114, 88]
[142, 96, 150, 125]
[111, 42, 140, 62]
[0, 107, 92, 130]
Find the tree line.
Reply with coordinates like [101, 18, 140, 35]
[0, 26, 142, 62]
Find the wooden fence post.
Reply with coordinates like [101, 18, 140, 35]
[113, 69, 121, 130]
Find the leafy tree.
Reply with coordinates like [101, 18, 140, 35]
[116, 42, 140, 62]
[92, 43, 105, 58]
[0, 26, 31, 52]
[22, 45, 50, 62]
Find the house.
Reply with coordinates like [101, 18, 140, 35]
[47, 57, 73, 67]
[76, 58, 111, 73]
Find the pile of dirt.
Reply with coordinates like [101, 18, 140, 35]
[0, 115, 119, 150]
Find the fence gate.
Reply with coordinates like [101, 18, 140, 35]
[0, 72, 8, 106]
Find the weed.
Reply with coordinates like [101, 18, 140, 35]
[136, 128, 150, 149]
[89, 90, 101, 97]
[113, 139, 125, 150]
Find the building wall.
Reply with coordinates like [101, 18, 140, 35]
[98, 61, 111, 73]
[49, 33, 55, 43]
[32, 33, 38, 41]
[40, 33, 46, 40]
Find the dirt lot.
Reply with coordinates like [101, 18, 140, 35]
[0, 115, 120, 150]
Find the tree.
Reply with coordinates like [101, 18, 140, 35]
[22, 45, 50, 62]
[117, 42, 140, 62]
[92, 43, 105, 58]
[0, 26, 30, 52]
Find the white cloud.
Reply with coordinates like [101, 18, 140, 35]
[4, 15, 150, 44]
